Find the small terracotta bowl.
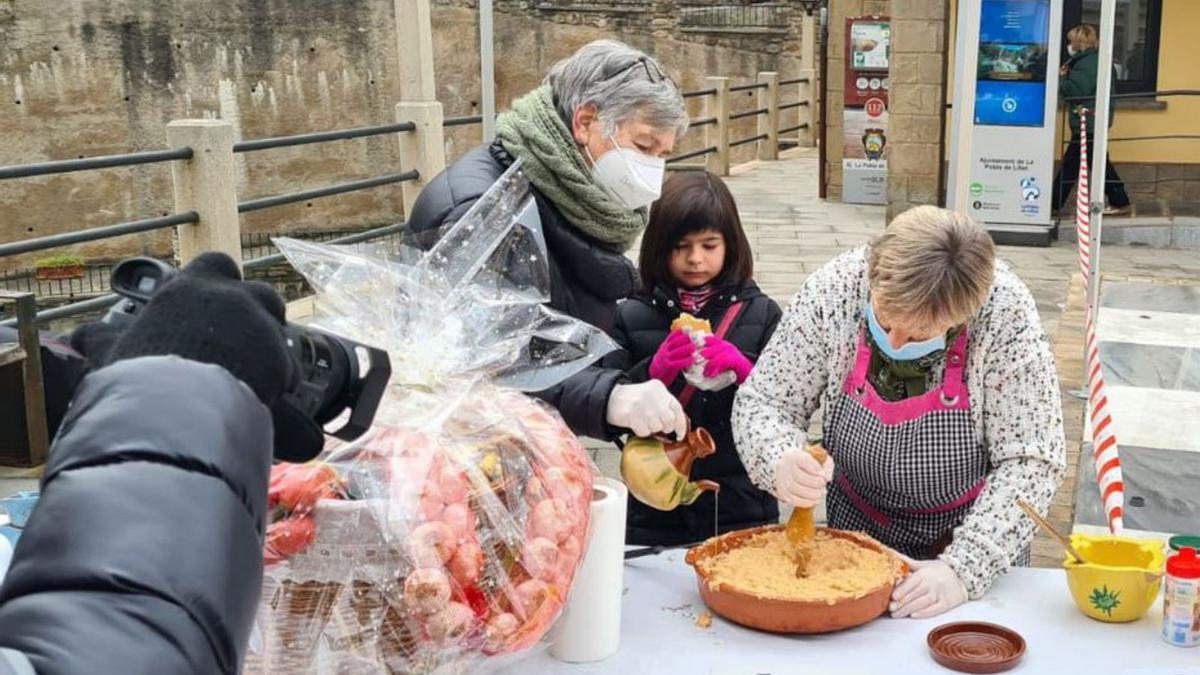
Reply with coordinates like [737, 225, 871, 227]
[927, 621, 1026, 673]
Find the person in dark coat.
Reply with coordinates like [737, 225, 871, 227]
[1052, 23, 1131, 216]
[604, 172, 782, 546]
[0, 253, 298, 675]
[405, 39, 691, 443]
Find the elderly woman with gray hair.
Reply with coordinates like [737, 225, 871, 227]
[406, 40, 690, 441]
[733, 206, 1066, 619]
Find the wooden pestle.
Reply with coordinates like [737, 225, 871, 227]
[785, 445, 828, 577]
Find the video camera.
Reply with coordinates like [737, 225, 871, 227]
[102, 257, 391, 459]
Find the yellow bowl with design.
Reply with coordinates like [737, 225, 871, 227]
[1063, 533, 1165, 623]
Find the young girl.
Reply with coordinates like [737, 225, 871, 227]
[606, 171, 782, 546]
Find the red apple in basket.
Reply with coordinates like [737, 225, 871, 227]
[407, 521, 457, 566]
[264, 515, 317, 566]
[404, 567, 452, 616]
[268, 462, 342, 513]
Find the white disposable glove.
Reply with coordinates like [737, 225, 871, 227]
[606, 380, 688, 440]
[890, 556, 968, 619]
[774, 448, 834, 508]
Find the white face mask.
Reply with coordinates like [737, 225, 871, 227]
[587, 135, 665, 211]
[1067, 45, 1078, 57]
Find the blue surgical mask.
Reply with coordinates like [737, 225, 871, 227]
[865, 303, 946, 361]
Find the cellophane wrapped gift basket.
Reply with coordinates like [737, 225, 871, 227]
[244, 164, 613, 674]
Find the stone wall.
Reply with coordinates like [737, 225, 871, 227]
[0, 0, 412, 268]
[885, 0, 949, 220]
[0, 0, 807, 269]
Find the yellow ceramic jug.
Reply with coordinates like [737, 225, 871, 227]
[1064, 533, 1165, 623]
[621, 428, 719, 511]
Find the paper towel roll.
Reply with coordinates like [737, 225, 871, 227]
[549, 476, 627, 663]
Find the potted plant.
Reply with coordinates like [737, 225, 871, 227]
[34, 254, 86, 281]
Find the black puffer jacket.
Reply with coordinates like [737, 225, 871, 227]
[405, 142, 640, 439]
[0, 356, 271, 675]
[604, 280, 783, 545]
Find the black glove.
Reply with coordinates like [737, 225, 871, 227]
[97, 252, 293, 408]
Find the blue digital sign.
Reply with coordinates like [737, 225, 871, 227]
[975, 0, 1051, 127]
[980, 0, 1050, 45]
[975, 80, 1046, 127]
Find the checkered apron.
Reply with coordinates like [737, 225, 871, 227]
[823, 328, 988, 559]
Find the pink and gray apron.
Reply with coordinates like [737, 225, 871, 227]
[823, 328, 988, 559]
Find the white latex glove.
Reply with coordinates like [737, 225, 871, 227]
[606, 380, 688, 440]
[890, 556, 968, 619]
[774, 448, 834, 507]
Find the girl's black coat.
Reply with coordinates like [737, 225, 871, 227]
[604, 280, 782, 545]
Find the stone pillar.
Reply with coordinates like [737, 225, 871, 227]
[166, 119, 242, 265]
[395, 0, 446, 216]
[886, 0, 950, 220]
[757, 72, 780, 161]
[705, 76, 731, 177]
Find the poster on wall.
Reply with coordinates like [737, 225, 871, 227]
[843, 16, 890, 206]
[851, 21, 891, 70]
[842, 101, 889, 204]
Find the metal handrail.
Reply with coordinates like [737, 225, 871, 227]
[665, 146, 718, 164]
[242, 222, 407, 270]
[729, 82, 768, 93]
[0, 292, 120, 328]
[444, 115, 484, 127]
[730, 133, 769, 148]
[0, 147, 194, 181]
[233, 122, 417, 153]
[237, 171, 419, 214]
[0, 212, 199, 259]
[730, 107, 769, 121]
[1064, 89, 1200, 102]
[779, 123, 809, 135]
[779, 77, 810, 86]
[689, 116, 718, 127]
[682, 87, 718, 99]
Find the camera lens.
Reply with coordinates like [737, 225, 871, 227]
[283, 326, 354, 424]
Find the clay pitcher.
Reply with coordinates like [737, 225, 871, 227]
[620, 428, 720, 511]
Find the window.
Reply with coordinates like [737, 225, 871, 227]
[1063, 0, 1162, 95]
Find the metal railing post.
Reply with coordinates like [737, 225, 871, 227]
[757, 71, 780, 161]
[165, 120, 243, 265]
[705, 76, 731, 176]
[799, 68, 816, 147]
[1, 291, 49, 466]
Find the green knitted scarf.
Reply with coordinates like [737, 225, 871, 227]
[495, 85, 646, 253]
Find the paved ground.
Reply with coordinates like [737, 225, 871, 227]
[5, 147, 1198, 565]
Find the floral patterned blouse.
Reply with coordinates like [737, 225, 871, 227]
[732, 247, 1066, 599]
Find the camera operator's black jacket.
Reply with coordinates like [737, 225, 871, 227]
[404, 141, 636, 440]
[0, 356, 270, 675]
[603, 281, 783, 546]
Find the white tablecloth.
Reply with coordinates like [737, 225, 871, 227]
[502, 550, 1200, 674]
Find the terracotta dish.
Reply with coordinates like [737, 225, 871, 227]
[927, 622, 1026, 674]
[684, 525, 905, 634]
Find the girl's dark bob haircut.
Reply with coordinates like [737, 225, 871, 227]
[638, 170, 753, 291]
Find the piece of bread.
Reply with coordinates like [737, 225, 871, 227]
[671, 313, 713, 334]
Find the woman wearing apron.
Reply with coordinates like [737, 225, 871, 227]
[733, 206, 1066, 619]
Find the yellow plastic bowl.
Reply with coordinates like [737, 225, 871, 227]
[1063, 534, 1164, 623]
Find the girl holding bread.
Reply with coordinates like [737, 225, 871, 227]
[604, 171, 782, 546]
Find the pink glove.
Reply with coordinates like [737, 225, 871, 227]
[701, 335, 753, 384]
[648, 329, 696, 384]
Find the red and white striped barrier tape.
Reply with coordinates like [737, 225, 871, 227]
[1075, 110, 1124, 534]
